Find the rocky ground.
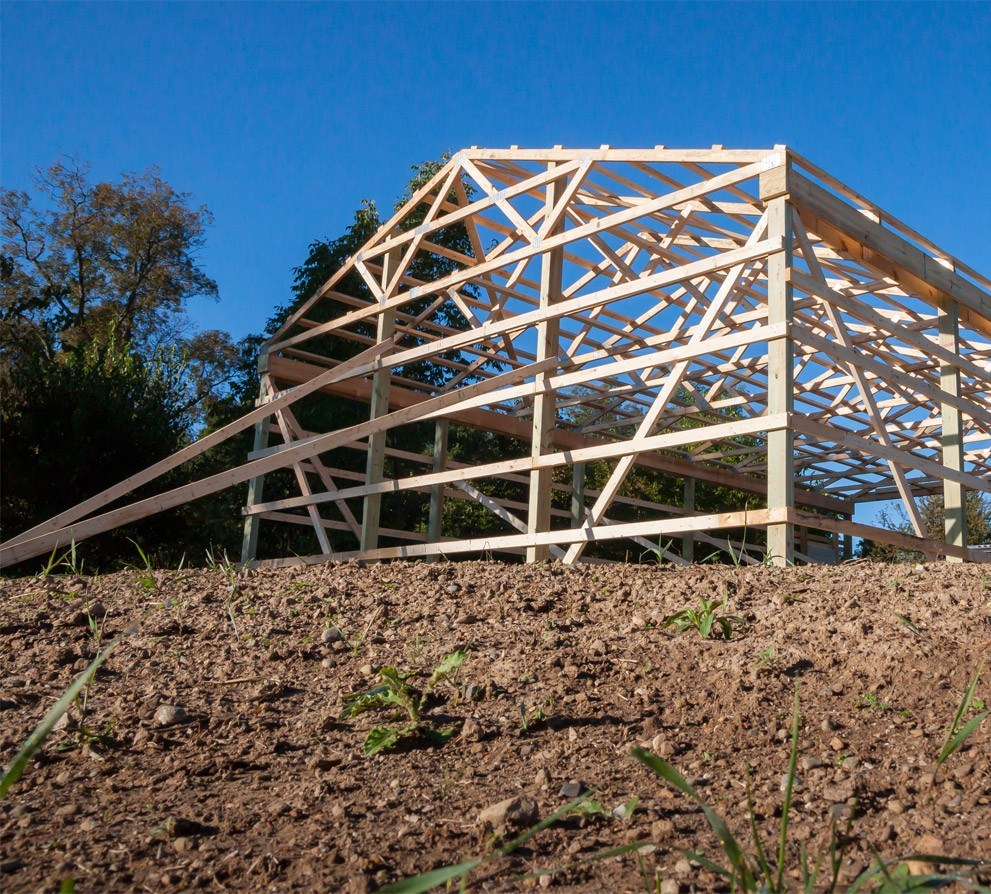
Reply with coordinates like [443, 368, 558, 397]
[1, 559, 990, 893]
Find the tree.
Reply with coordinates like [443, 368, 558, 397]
[1, 158, 235, 417]
[1, 158, 244, 567]
[0, 330, 190, 568]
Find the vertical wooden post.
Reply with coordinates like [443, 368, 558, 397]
[571, 462, 586, 528]
[241, 359, 271, 564]
[360, 249, 400, 555]
[762, 158, 795, 568]
[939, 300, 967, 562]
[427, 419, 449, 559]
[841, 517, 854, 561]
[682, 476, 696, 563]
[526, 165, 563, 562]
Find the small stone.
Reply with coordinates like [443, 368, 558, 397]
[611, 801, 634, 820]
[828, 803, 853, 820]
[477, 797, 538, 830]
[321, 658, 336, 669]
[674, 858, 692, 875]
[829, 737, 845, 752]
[539, 874, 552, 888]
[801, 756, 823, 771]
[52, 711, 77, 733]
[952, 762, 974, 780]
[173, 837, 194, 853]
[650, 735, 675, 758]
[321, 627, 344, 644]
[589, 639, 608, 657]
[55, 770, 72, 786]
[651, 819, 675, 839]
[56, 804, 79, 817]
[445, 583, 460, 595]
[781, 773, 800, 792]
[830, 682, 844, 695]
[660, 881, 679, 894]
[360, 664, 374, 677]
[464, 684, 485, 701]
[454, 615, 478, 626]
[154, 704, 188, 727]
[79, 818, 99, 832]
[559, 781, 584, 799]
[887, 798, 906, 815]
[88, 602, 107, 620]
[821, 718, 838, 732]
[132, 728, 149, 747]
[823, 783, 854, 802]
[460, 718, 482, 742]
[906, 835, 943, 875]
[534, 767, 552, 787]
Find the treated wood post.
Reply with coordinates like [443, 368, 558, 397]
[761, 157, 795, 567]
[682, 477, 696, 563]
[241, 359, 271, 564]
[427, 419, 449, 559]
[939, 300, 967, 561]
[527, 164, 563, 562]
[571, 462, 586, 528]
[360, 249, 400, 555]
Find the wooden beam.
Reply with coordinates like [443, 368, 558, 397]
[940, 300, 967, 561]
[240, 366, 271, 564]
[360, 249, 400, 554]
[682, 476, 696, 563]
[528, 163, 564, 561]
[764, 192, 795, 566]
[789, 170, 991, 338]
[427, 419, 449, 557]
[266, 354, 852, 515]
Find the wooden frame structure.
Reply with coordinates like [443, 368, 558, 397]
[2, 146, 990, 569]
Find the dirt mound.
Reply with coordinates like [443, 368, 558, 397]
[2, 561, 990, 892]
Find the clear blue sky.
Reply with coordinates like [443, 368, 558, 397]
[3, 1, 989, 342]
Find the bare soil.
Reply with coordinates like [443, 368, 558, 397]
[2, 560, 990, 893]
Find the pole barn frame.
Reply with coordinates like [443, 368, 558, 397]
[2, 146, 990, 569]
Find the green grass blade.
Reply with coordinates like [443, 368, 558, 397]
[776, 689, 801, 892]
[937, 661, 984, 766]
[376, 858, 483, 893]
[744, 764, 773, 883]
[1, 623, 134, 799]
[632, 747, 753, 887]
[937, 710, 988, 767]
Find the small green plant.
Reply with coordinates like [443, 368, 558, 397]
[568, 796, 638, 822]
[341, 651, 467, 755]
[518, 700, 549, 736]
[36, 540, 85, 583]
[631, 690, 991, 893]
[639, 537, 674, 565]
[936, 660, 988, 774]
[662, 597, 741, 640]
[205, 547, 242, 635]
[752, 646, 779, 674]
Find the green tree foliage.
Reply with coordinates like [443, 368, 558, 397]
[1, 159, 242, 568]
[0, 331, 189, 569]
[860, 492, 991, 561]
